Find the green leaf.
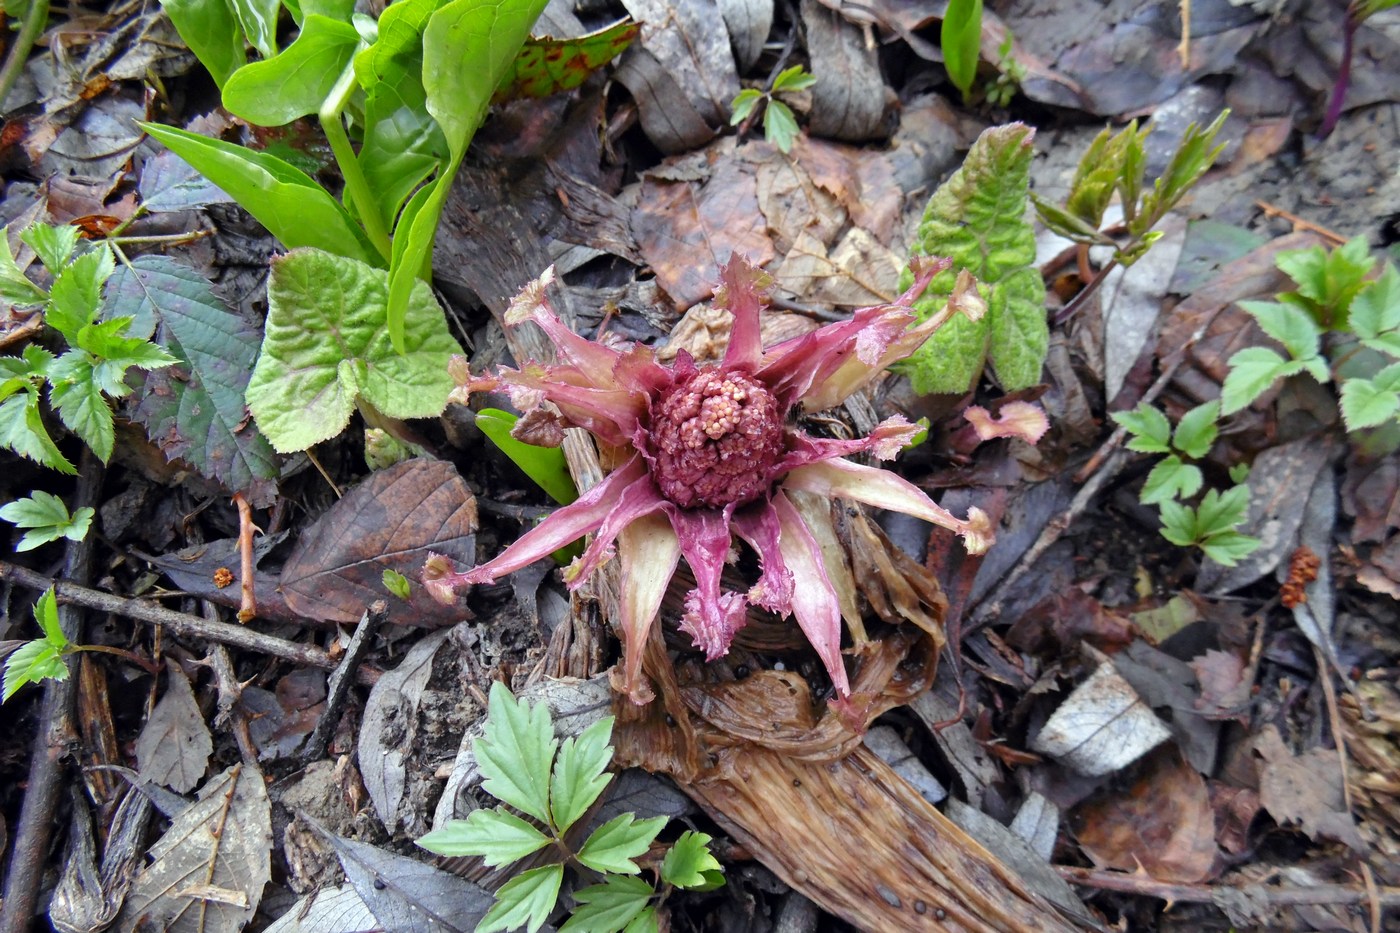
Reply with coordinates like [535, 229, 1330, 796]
[473, 681, 558, 825]
[762, 99, 799, 153]
[771, 64, 816, 93]
[139, 123, 381, 266]
[20, 223, 82, 273]
[476, 408, 578, 505]
[0, 491, 94, 551]
[1110, 402, 1171, 453]
[1238, 300, 1323, 363]
[357, 45, 448, 231]
[228, 0, 281, 58]
[1340, 363, 1400, 430]
[157, 0, 247, 86]
[1276, 235, 1374, 330]
[47, 247, 116, 345]
[1029, 194, 1109, 244]
[493, 19, 639, 104]
[1199, 529, 1260, 566]
[1140, 454, 1202, 505]
[1220, 346, 1294, 414]
[1196, 485, 1251, 534]
[417, 809, 552, 866]
[1171, 400, 1219, 459]
[576, 813, 666, 875]
[0, 230, 48, 306]
[1228, 462, 1250, 485]
[382, 568, 412, 599]
[477, 864, 563, 933]
[729, 88, 762, 124]
[558, 876, 653, 933]
[223, 15, 363, 125]
[244, 248, 457, 453]
[1131, 111, 1228, 241]
[4, 590, 71, 702]
[940, 0, 983, 101]
[1349, 264, 1400, 345]
[1157, 499, 1199, 548]
[1063, 121, 1146, 229]
[660, 831, 724, 890]
[550, 715, 614, 834]
[49, 364, 115, 462]
[79, 321, 181, 392]
[0, 392, 75, 473]
[900, 123, 1045, 393]
[622, 908, 659, 933]
[112, 257, 280, 499]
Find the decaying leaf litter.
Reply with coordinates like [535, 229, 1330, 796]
[1, 0, 1398, 929]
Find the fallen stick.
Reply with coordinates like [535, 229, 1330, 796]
[0, 561, 379, 686]
[1057, 866, 1400, 910]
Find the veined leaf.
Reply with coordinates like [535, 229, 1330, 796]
[0, 491, 93, 551]
[1110, 402, 1171, 453]
[0, 391, 75, 473]
[1172, 400, 1219, 459]
[1140, 455, 1202, 505]
[899, 123, 1045, 393]
[245, 248, 456, 452]
[1220, 346, 1297, 415]
[140, 123, 381, 267]
[1340, 362, 1400, 430]
[47, 247, 115, 346]
[477, 865, 562, 933]
[417, 808, 552, 866]
[158, 0, 247, 86]
[1237, 300, 1323, 363]
[762, 99, 799, 153]
[493, 19, 639, 103]
[223, 14, 363, 126]
[558, 876, 653, 933]
[576, 813, 666, 875]
[1349, 264, 1400, 346]
[550, 716, 614, 833]
[20, 222, 82, 273]
[660, 831, 724, 890]
[473, 681, 558, 826]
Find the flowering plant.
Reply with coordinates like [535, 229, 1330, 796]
[427, 257, 994, 708]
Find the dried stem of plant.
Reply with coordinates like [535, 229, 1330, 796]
[1253, 200, 1348, 245]
[0, 561, 379, 685]
[208, 644, 261, 764]
[234, 493, 258, 622]
[1056, 866, 1400, 910]
[299, 600, 389, 762]
[0, 453, 100, 933]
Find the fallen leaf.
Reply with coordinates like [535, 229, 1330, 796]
[278, 459, 477, 625]
[802, 0, 887, 141]
[1189, 648, 1252, 722]
[1029, 660, 1173, 776]
[135, 661, 213, 794]
[1254, 724, 1364, 850]
[116, 762, 272, 933]
[1071, 746, 1219, 883]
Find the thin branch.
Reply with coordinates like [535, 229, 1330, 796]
[0, 561, 380, 685]
[299, 600, 388, 762]
[1058, 866, 1400, 909]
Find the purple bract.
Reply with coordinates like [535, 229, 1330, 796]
[427, 257, 994, 708]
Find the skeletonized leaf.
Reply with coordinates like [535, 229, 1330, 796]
[135, 661, 213, 793]
[116, 762, 272, 933]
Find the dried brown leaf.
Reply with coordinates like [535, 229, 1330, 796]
[135, 661, 213, 794]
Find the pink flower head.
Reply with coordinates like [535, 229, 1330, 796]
[428, 256, 993, 706]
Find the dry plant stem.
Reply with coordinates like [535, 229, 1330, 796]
[209, 643, 260, 765]
[300, 600, 389, 762]
[1179, 0, 1191, 67]
[1253, 199, 1348, 245]
[0, 561, 380, 685]
[234, 493, 257, 621]
[1056, 866, 1400, 909]
[1311, 642, 1357, 817]
[0, 453, 100, 933]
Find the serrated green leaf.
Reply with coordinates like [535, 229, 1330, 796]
[1199, 529, 1260, 566]
[762, 99, 799, 153]
[49, 369, 115, 462]
[0, 492, 93, 551]
[223, 14, 363, 126]
[900, 123, 1044, 393]
[1196, 485, 1250, 533]
[1350, 264, 1400, 342]
[1029, 194, 1109, 244]
[1063, 122, 1142, 229]
[771, 64, 816, 93]
[660, 831, 723, 890]
[113, 257, 280, 500]
[245, 248, 457, 453]
[79, 320, 180, 386]
[1220, 346, 1293, 414]
[940, 0, 983, 101]
[472, 681, 558, 825]
[1276, 235, 1374, 330]
[478, 864, 563, 933]
[1228, 462, 1250, 484]
[623, 908, 659, 933]
[0, 229, 49, 305]
[577, 813, 666, 875]
[383, 568, 412, 599]
[33, 588, 65, 644]
[140, 123, 381, 266]
[1362, 333, 1400, 358]
[1340, 365, 1400, 429]
[558, 876, 653, 933]
[1111, 401, 1172, 453]
[417, 809, 552, 866]
[550, 715, 614, 834]
[494, 19, 639, 104]
[1238, 299, 1322, 362]
[477, 408, 579, 506]
[158, 0, 246, 86]
[20, 223, 82, 274]
[47, 247, 116, 345]
[1132, 111, 1228, 239]
[1157, 499, 1198, 548]
[0, 392, 75, 473]
[3, 640, 69, 702]
[1172, 400, 1219, 459]
[1141, 455, 1202, 505]
[729, 89, 762, 124]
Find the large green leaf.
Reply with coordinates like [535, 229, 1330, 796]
[227, 0, 280, 58]
[222, 14, 362, 125]
[157, 0, 247, 87]
[245, 248, 457, 452]
[899, 123, 1045, 393]
[492, 19, 638, 103]
[139, 123, 381, 266]
[113, 257, 280, 503]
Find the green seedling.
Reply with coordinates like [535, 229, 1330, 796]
[0, 223, 178, 473]
[418, 682, 722, 933]
[941, 0, 982, 102]
[3, 588, 158, 701]
[0, 491, 94, 551]
[730, 65, 817, 154]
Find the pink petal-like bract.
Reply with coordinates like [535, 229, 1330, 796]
[430, 257, 1003, 706]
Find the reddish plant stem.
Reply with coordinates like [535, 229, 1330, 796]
[1317, 8, 1357, 139]
[234, 493, 257, 622]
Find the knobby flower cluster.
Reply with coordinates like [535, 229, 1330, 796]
[427, 257, 994, 708]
